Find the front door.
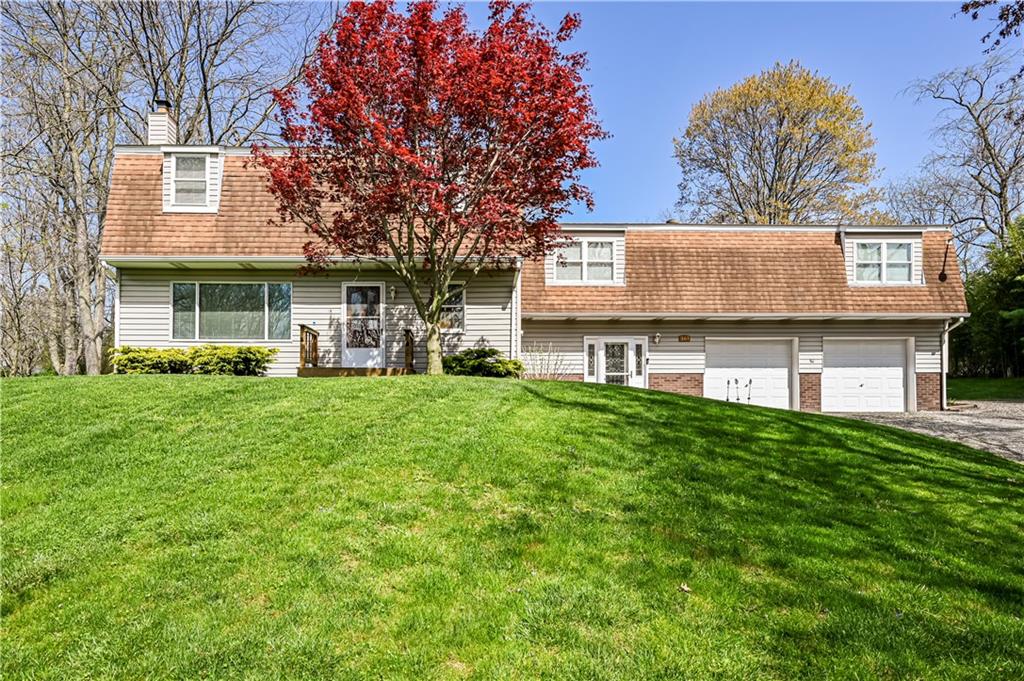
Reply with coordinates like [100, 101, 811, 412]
[603, 342, 629, 385]
[342, 283, 384, 368]
[586, 337, 647, 388]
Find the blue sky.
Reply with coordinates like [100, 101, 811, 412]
[462, 1, 1001, 222]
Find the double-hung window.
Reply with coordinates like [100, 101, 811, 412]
[438, 284, 465, 332]
[173, 155, 207, 206]
[854, 242, 913, 284]
[554, 239, 615, 283]
[172, 282, 291, 340]
[585, 241, 614, 281]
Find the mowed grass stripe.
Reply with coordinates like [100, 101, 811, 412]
[2, 375, 1022, 680]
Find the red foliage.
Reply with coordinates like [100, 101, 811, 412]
[254, 0, 606, 273]
[961, 1, 1023, 47]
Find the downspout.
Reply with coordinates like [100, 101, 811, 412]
[511, 259, 522, 359]
[107, 262, 120, 373]
[114, 267, 120, 349]
[838, 226, 849, 285]
[940, 316, 966, 409]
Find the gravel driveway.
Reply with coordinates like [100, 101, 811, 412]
[840, 401, 1024, 462]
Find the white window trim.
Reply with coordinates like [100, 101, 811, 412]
[169, 281, 293, 342]
[438, 281, 466, 334]
[167, 153, 217, 213]
[851, 239, 918, 286]
[549, 238, 620, 286]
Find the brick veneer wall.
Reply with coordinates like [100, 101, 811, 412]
[649, 373, 703, 396]
[916, 372, 941, 411]
[799, 373, 821, 412]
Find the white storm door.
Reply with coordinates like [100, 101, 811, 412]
[342, 283, 385, 368]
[821, 339, 906, 412]
[601, 342, 629, 386]
[591, 338, 647, 388]
[628, 338, 647, 388]
[703, 339, 792, 409]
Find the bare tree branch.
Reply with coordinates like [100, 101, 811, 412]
[0, 0, 327, 375]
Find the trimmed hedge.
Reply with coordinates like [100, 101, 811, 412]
[110, 345, 278, 376]
[442, 347, 524, 378]
[187, 345, 278, 376]
[108, 347, 191, 374]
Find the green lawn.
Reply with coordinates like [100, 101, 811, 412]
[948, 377, 1024, 402]
[3, 376, 1023, 680]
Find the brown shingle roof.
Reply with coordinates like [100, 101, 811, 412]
[102, 153, 308, 257]
[103, 151, 967, 316]
[521, 230, 967, 315]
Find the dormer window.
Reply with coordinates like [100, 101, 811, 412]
[855, 241, 913, 284]
[555, 239, 615, 283]
[172, 155, 208, 206]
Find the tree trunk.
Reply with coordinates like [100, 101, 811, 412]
[79, 266, 106, 375]
[425, 322, 443, 375]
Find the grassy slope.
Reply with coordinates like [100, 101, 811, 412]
[3, 376, 1022, 680]
[948, 377, 1024, 401]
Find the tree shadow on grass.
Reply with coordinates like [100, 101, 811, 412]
[516, 382, 1024, 672]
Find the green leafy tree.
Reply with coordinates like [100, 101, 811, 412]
[952, 215, 1024, 376]
[673, 61, 881, 224]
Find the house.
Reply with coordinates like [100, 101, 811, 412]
[101, 104, 968, 412]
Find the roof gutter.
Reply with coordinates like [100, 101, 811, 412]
[522, 311, 972, 321]
[102, 255, 309, 265]
[100, 254, 523, 269]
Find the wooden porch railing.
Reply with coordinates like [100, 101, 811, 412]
[296, 324, 418, 376]
[299, 324, 319, 368]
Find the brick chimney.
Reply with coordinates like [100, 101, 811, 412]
[147, 98, 177, 145]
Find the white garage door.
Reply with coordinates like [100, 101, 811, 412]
[704, 339, 792, 409]
[821, 339, 906, 412]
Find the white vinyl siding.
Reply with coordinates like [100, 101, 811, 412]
[117, 268, 516, 376]
[800, 334, 939, 374]
[522, 322, 703, 375]
[521, 320, 946, 377]
[146, 111, 177, 145]
[798, 336, 824, 373]
[914, 334, 941, 373]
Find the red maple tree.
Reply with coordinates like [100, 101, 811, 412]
[254, 0, 605, 374]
